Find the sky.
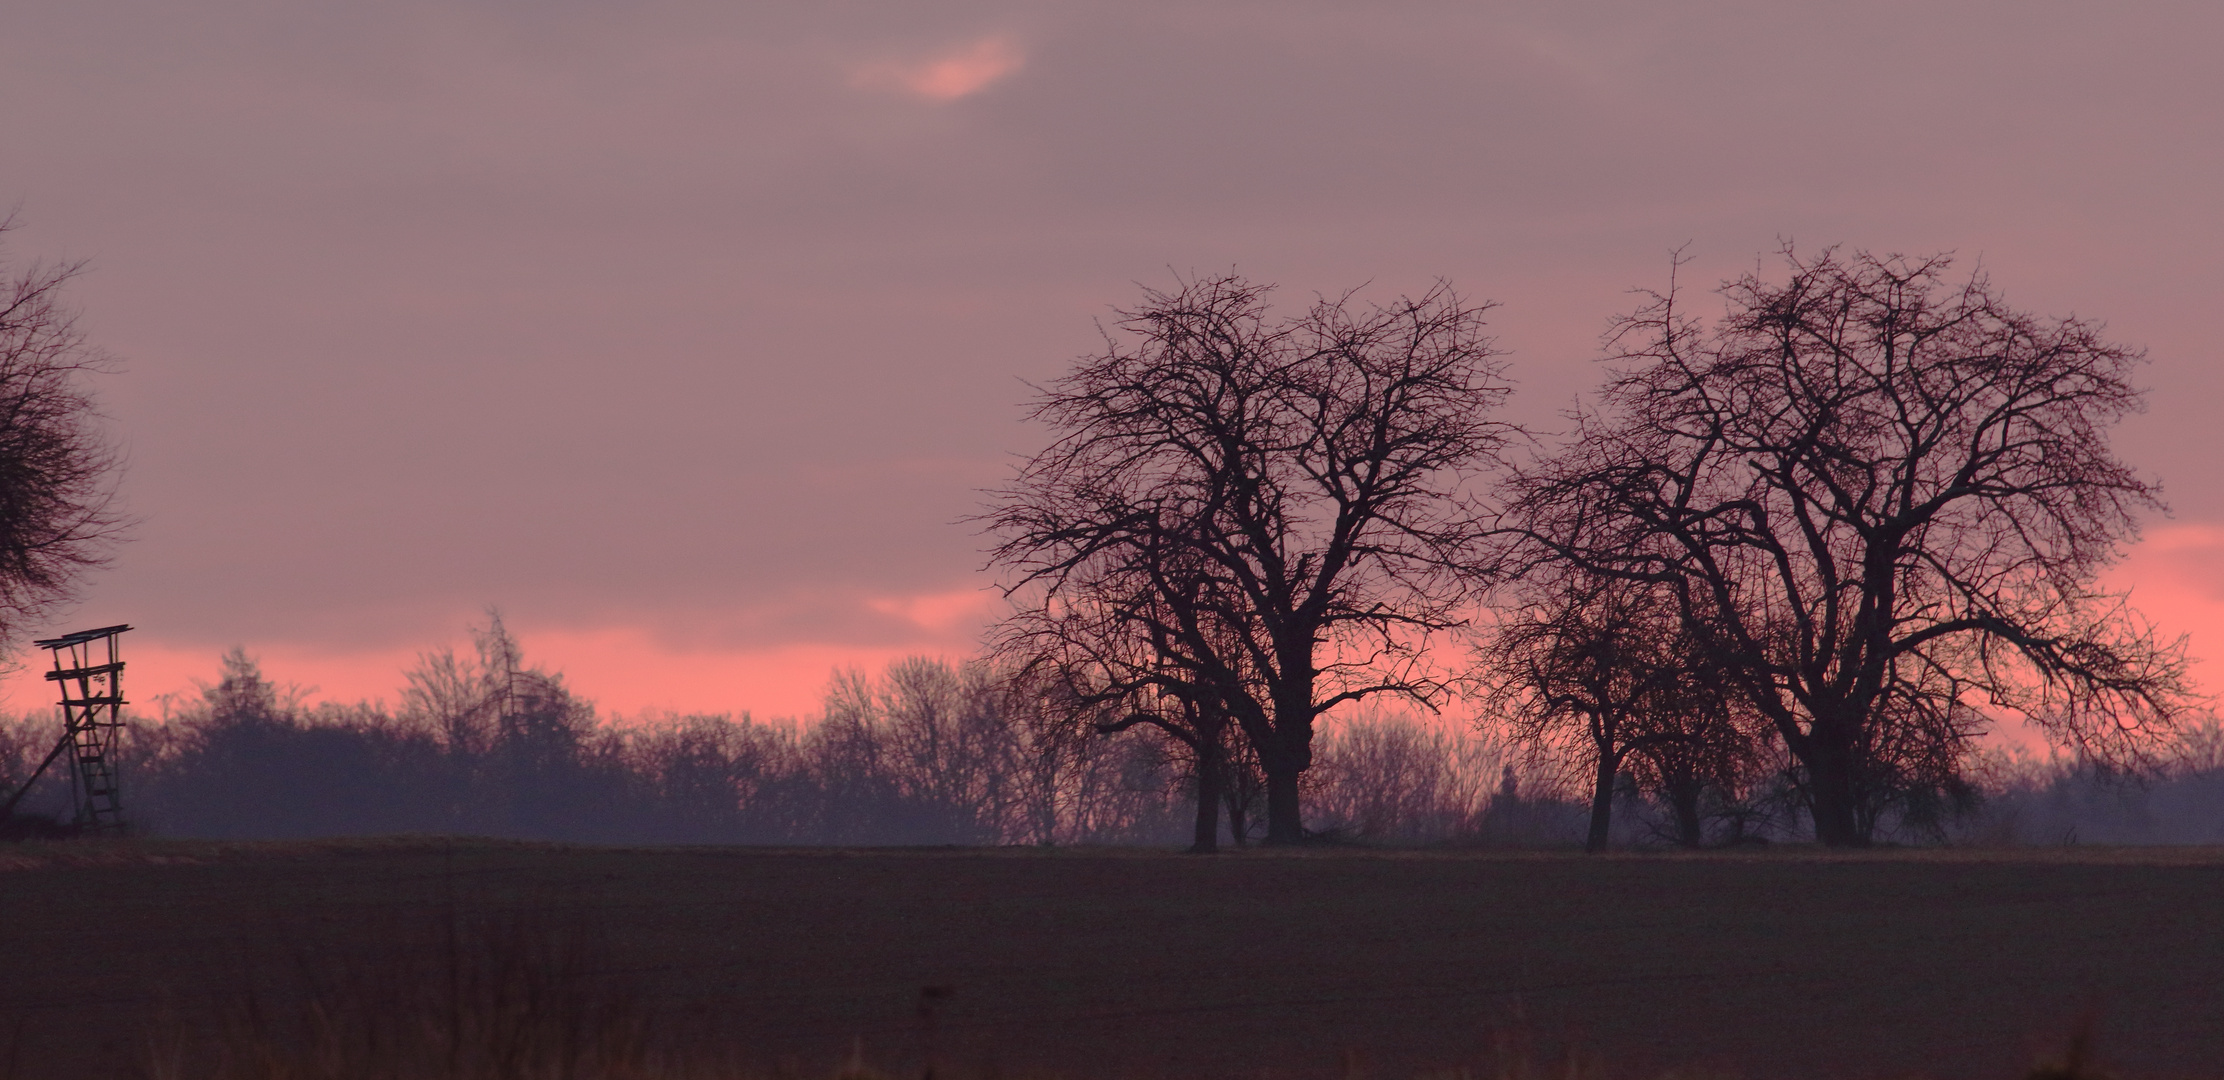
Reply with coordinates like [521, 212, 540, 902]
[0, 1, 2220, 722]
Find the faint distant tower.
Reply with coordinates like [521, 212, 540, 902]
[36, 624, 132, 834]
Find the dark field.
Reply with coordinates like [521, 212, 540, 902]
[2, 841, 2221, 1079]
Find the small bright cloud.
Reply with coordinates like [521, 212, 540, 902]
[865, 588, 997, 633]
[852, 34, 1024, 102]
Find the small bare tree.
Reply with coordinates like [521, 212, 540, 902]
[1502, 247, 2194, 845]
[0, 218, 126, 645]
[1481, 571, 1758, 850]
[985, 274, 1516, 843]
[1305, 712, 1502, 842]
[993, 549, 1261, 852]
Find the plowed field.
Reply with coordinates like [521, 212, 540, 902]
[3, 840, 2219, 1078]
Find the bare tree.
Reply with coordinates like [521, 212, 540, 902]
[874, 657, 1024, 838]
[993, 550, 1259, 852]
[1305, 712, 1503, 842]
[1501, 247, 2193, 845]
[400, 612, 579, 757]
[0, 218, 126, 645]
[985, 274, 1516, 843]
[1480, 570, 1758, 850]
[1618, 694, 1777, 848]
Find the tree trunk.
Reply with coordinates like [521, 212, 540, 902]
[1263, 764, 1304, 844]
[1259, 678, 1316, 845]
[1585, 747, 1617, 854]
[1800, 727, 1868, 847]
[1666, 778, 1704, 848]
[1257, 725, 1308, 845]
[1190, 734, 1224, 854]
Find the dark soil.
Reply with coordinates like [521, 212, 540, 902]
[1, 840, 2218, 1079]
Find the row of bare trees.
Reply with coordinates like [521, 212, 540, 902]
[7, 640, 2214, 847]
[1, 621, 1549, 844]
[983, 248, 2197, 849]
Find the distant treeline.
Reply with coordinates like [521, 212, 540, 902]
[3, 620, 2220, 847]
[0, 622, 1543, 845]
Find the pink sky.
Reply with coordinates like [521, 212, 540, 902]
[1, 2, 2220, 725]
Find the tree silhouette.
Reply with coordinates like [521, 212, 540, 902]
[1481, 569, 1760, 850]
[0, 218, 126, 645]
[994, 559, 1261, 852]
[1502, 247, 2193, 845]
[985, 274, 1515, 843]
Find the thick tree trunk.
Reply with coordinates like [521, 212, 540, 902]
[1263, 765, 1305, 844]
[1585, 747, 1617, 853]
[1260, 676, 1316, 846]
[1666, 778, 1705, 848]
[1800, 726, 1868, 847]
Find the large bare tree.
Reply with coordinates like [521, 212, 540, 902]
[0, 219, 125, 646]
[1502, 247, 2192, 845]
[984, 274, 1515, 844]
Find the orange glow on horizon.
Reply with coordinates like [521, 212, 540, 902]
[2100, 524, 2224, 704]
[1, 630, 987, 725]
[2, 529, 2215, 735]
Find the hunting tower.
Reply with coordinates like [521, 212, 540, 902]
[33, 624, 132, 833]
